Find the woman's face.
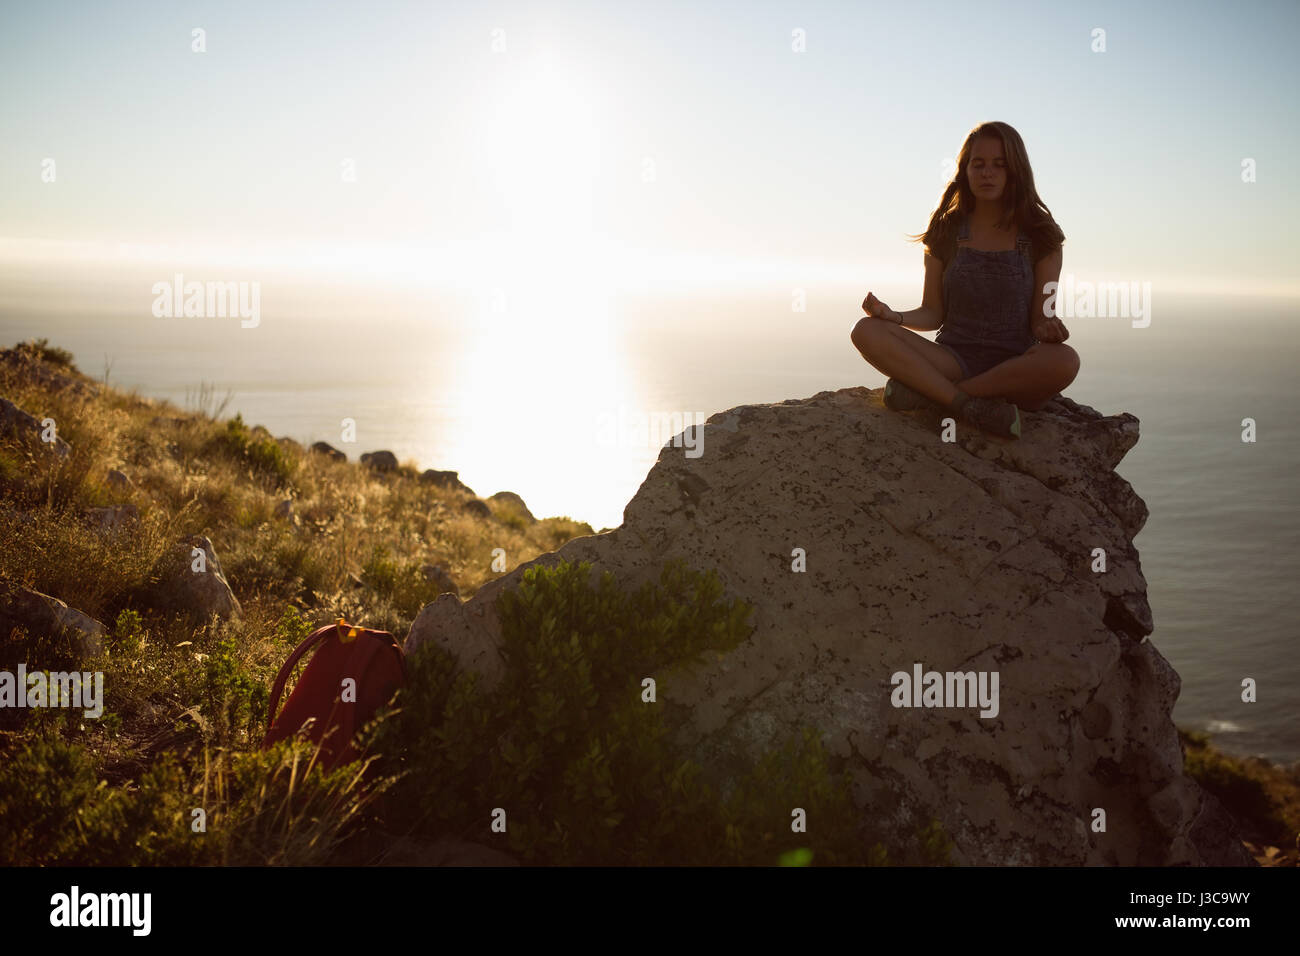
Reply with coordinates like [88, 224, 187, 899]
[967, 135, 1008, 202]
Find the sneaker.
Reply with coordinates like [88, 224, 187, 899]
[883, 378, 939, 412]
[956, 396, 1021, 439]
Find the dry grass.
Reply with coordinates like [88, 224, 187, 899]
[0, 338, 596, 864]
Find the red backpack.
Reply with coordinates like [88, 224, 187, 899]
[263, 619, 406, 770]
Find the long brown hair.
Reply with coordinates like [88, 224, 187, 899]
[910, 121, 1064, 261]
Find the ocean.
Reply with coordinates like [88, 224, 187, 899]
[2, 267, 1296, 765]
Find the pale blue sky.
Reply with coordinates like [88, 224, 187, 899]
[1, 0, 1297, 294]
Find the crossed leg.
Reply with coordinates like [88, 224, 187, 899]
[850, 317, 965, 406]
[954, 343, 1080, 412]
[850, 318, 1079, 413]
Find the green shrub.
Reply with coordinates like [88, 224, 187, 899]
[361, 545, 439, 620]
[213, 413, 294, 488]
[373, 557, 948, 865]
[202, 634, 269, 747]
[23, 337, 76, 369]
[112, 608, 145, 654]
[1181, 729, 1299, 846]
[0, 733, 198, 865]
[274, 605, 314, 646]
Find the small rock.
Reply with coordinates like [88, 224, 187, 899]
[310, 441, 347, 462]
[0, 396, 72, 460]
[462, 499, 492, 519]
[106, 469, 134, 491]
[420, 564, 460, 597]
[361, 450, 399, 472]
[420, 469, 476, 496]
[274, 499, 293, 520]
[0, 581, 105, 658]
[488, 491, 536, 523]
[276, 436, 304, 456]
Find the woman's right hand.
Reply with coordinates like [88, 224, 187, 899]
[862, 292, 900, 323]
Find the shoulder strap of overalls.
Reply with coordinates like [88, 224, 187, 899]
[954, 210, 1032, 262]
[1016, 220, 1033, 264]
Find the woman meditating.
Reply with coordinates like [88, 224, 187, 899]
[851, 121, 1080, 439]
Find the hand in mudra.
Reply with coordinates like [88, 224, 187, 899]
[862, 292, 900, 323]
[1032, 316, 1069, 343]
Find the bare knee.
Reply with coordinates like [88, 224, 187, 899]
[1028, 342, 1080, 385]
[850, 316, 874, 349]
[851, 316, 893, 351]
[1054, 343, 1081, 386]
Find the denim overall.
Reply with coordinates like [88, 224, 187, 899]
[936, 211, 1036, 379]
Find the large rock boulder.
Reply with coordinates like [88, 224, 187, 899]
[404, 386, 1254, 866]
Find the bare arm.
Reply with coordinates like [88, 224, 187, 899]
[1029, 247, 1068, 342]
[890, 252, 945, 331]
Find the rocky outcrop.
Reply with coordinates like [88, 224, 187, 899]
[404, 386, 1253, 866]
[0, 581, 106, 658]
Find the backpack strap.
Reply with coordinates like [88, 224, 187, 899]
[266, 622, 343, 733]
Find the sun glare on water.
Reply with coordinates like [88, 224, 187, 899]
[440, 50, 650, 527]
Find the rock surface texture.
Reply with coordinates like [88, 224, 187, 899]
[149, 535, 243, 623]
[405, 387, 1253, 866]
[0, 582, 106, 658]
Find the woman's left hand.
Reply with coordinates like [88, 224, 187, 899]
[1032, 316, 1069, 343]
